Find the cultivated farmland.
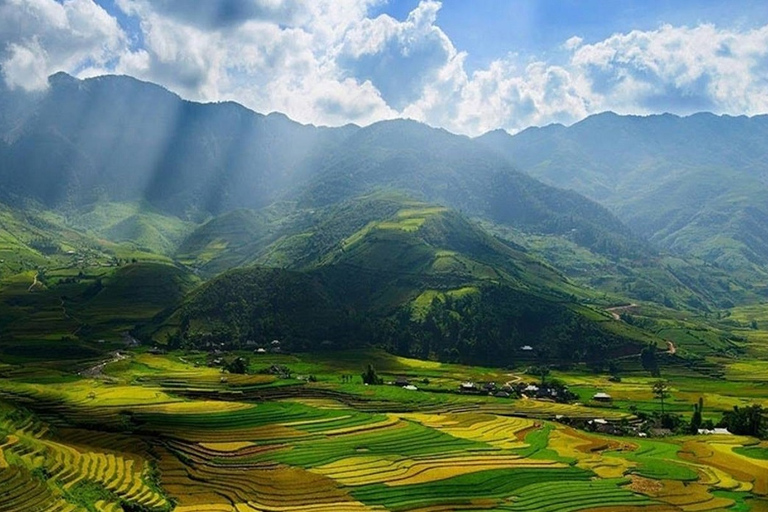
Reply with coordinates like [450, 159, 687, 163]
[0, 350, 767, 511]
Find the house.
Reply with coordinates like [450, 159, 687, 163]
[697, 428, 732, 435]
[403, 384, 418, 391]
[394, 377, 410, 387]
[459, 381, 479, 393]
[483, 382, 497, 392]
[523, 384, 539, 393]
[520, 345, 534, 351]
[255, 348, 267, 354]
[592, 392, 612, 403]
[494, 391, 510, 398]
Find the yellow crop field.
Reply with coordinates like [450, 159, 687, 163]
[401, 412, 534, 449]
[137, 400, 255, 414]
[548, 426, 636, 478]
[313, 453, 564, 486]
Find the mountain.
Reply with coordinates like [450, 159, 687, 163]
[477, 112, 768, 280]
[0, 73, 646, 263]
[0, 71, 760, 349]
[0, 72, 355, 217]
[297, 119, 650, 260]
[157, 196, 654, 366]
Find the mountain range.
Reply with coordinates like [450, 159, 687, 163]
[477, 112, 768, 277]
[0, 72, 766, 365]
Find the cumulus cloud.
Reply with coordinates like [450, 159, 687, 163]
[570, 24, 768, 117]
[338, 0, 454, 109]
[0, 0, 129, 90]
[3, 0, 768, 134]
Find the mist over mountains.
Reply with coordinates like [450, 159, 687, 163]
[1, 72, 767, 312]
[0, 72, 646, 260]
[477, 112, 768, 273]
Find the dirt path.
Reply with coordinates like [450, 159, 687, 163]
[59, 298, 71, 319]
[666, 341, 677, 355]
[605, 303, 638, 320]
[79, 351, 129, 378]
[27, 272, 40, 292]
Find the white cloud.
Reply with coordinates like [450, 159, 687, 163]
[563, 36, 583, 51]
[3, 0, 768, 135]
[0, 0, 130, 90]
[570, 24, 768, 116]
[338, 0, 455, 109]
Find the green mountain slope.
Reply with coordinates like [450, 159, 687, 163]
[0, 73, 355, 217]
[0, 74, 647, 264]
[298, 119, 649, 261]
[0, 261, 198, 358]
[66, 202, 194, 255]
[159, 198, 658, 366]
[477, 112, 768, 285]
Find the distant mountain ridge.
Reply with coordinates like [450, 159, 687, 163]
[0, 72, 355, 216]
[477, 112, 768, 275]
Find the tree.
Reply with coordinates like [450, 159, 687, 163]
[225, 357, 248, 374]
[527, 365, 550, 386]
[652, 380, 670, 416]
[641, 343, 660, 377]
[690, 397, 704, 434]
[721, 404, 765, 437]
[751, 319, 759, 330]
[361, 363, 383, 385]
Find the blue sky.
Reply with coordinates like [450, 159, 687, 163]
[375, 0, 768, 69]
[3, 0, 768, 134]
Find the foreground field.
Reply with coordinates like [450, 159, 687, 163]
[0, 350, 767, 511]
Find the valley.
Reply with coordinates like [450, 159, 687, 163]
[0, 73, 767, 511]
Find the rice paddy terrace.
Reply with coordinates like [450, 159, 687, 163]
[0, 350, 767, 512]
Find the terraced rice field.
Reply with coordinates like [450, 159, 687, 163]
[1, 353, 767, 511]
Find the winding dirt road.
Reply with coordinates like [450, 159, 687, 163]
[605, 303, 638, 320]
[79, 351, 129, 378]
[28, 272, 41, 292]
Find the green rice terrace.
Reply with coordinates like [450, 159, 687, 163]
[0, 346, 767, 512]
[2, 71, 768, 512]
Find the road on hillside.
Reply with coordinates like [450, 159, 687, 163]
[605, 303, 638, 320]
[79, 351, 129, 378]
[28, 272, 40, 292]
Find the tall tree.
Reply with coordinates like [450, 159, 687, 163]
[652, 380, 670, 417]
[690, 397, 704, 434]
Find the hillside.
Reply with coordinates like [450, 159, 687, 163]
[159, 199, 658, 366]
[0, 74, 647, 264]
[0, 261, 198, 358]
[298, 119, 649, 261]
[478, 112, 768, 285]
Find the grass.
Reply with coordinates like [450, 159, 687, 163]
[733, 445, 768, 460]
[605, 438, 699, 481]
[350, 467, 595, 510]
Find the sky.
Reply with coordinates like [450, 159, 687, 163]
[2, 0, 768, 135]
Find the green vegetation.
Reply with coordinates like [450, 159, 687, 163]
[2, 73, 768, 512]
[0, 347, 766, 511]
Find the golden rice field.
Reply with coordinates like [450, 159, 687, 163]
[0, 351, 767, 511]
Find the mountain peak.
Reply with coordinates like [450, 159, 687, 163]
[48, 71, 77, 86]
